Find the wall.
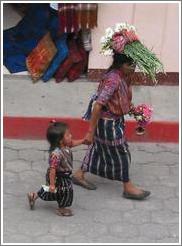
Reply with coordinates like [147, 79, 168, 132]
[3, 3, 180, 74]
[89, 3, 179, 72]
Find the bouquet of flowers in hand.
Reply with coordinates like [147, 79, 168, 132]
[129, 104, 153, 135]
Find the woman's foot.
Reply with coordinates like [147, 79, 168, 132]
[56, 208, 73, 216]
[123, 181, 151, 200]
[27, 192, 38, 210]
[123, 181, 144, 195]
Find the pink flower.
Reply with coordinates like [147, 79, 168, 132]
[121, 29, 139, 42]
[130, 104, 153, 128]
[112, 33, 128, 53]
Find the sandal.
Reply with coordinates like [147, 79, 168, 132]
[72, 176, 97, 190]
[27, 192, 36, 210]
[56, 208, 73, 217]
[123, 190, 151, 200]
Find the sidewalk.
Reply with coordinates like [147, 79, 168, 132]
[3, 140, 179, 244]
[3, 75, 179, 142]
[4, 75, 179, 121]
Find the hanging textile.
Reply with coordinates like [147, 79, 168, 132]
[58, 4, 79, 33]
[58, 3, 98, 33]
[77, 3, 98, 30]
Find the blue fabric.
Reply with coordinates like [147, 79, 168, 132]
[42, 34, 68, 82]
[3, 4, 60, 73]
[82, 93, 98, 120]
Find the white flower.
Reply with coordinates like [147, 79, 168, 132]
[136, 115, 143, 121]
[114, 22, 137, 32]
[115, 22, 131, 32]
[129, 25, 136, 32]
[100, 36, 107, 44]
[114, 23, 122, 32]
[120, 22, 127, 29]
[105, 27, 114, 38]
[103, 49, 113, 56]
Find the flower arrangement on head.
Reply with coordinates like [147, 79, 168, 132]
[129, 104, 153, 135]
[100, 22, 164, 84]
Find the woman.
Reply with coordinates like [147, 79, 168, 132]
[73, 22, 164, 200]
[72, 53, 150, 200]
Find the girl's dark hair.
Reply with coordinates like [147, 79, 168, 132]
[46, 121, 68, 151]
[107, 53, 134, 72]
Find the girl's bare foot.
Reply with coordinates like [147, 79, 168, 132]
[27, 192, 38, 210]
[56, 207, 73, 216]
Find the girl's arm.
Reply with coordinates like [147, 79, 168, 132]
[49, 167, 56, 192]
[71, 139, 85, 147]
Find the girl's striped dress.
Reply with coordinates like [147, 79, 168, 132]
[81, 69, 132, 182]
[37, 147, 73, 208]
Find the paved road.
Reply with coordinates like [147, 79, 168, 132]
[3, 140, 179, 244]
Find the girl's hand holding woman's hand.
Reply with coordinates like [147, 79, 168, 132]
[84, 131, 94, 145]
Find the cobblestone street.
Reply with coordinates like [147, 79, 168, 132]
[3, 140, 179, 244]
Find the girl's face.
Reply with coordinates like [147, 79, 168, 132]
[62, 128, 72, 147]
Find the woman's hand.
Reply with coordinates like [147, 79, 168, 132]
[84, 131, 94, 145]
[49, 184, 56, 193]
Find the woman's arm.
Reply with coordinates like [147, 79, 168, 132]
[89, 102, 103, 132]
[70, 102, 103, 146]
[85, 102, 103, 144]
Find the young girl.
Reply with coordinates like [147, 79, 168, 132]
[27, 120, 85, 216]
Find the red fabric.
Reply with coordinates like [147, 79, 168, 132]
[55, 39, 84, 82]
[67, 45, 87, 82]
[55, 57, 73, 82]
[49, 151, 61, 168]
[26, 32, 57, 81]
[58, 4, 79, 34]
[97, 70, 132, 116]
[58, 3, 98, 33]
[69, 39, 82, 63]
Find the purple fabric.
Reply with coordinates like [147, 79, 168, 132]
[96, 69, 132, 117]
[96, 72, 119, 106]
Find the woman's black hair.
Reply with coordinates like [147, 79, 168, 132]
[46, 121, 68, 152]
[107, 53, 134, 72]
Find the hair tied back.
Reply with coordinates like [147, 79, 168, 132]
[50, 119, 56, 126]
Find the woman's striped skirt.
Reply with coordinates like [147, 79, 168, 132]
[81, 117, 131, 182]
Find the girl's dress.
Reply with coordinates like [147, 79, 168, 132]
[37, 147, 73, 208]
[82, 69, 132, 182]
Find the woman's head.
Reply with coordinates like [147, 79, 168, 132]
[108, 53, 136, 75]
[47, 121, 72, 150]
